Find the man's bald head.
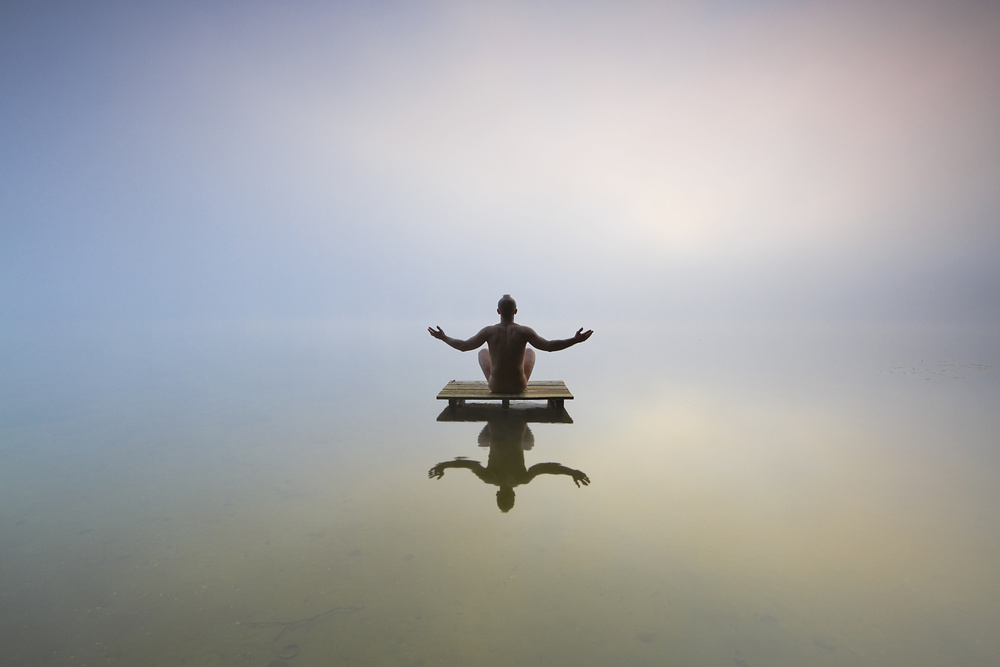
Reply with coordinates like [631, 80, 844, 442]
[498, 294, 517, 319]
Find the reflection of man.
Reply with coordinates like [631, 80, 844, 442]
[428, 416, 590, 513]
[428, 294, 593, 394]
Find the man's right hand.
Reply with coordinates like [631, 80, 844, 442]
[571, 469, 591, 487]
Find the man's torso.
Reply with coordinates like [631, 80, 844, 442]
[484, 322, 531, 392]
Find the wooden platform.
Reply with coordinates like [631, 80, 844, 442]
[437, 380, 573, 409]
[436, 404, 573, 423]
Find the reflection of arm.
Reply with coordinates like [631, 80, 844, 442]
[428, 458, 487, 480]
[525, 463, 590, 487]
[428, 326, 491, 351]
[524, 327, 593, 352]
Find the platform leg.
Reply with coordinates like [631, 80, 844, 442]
[502, 398, 510, 409]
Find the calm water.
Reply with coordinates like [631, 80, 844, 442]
[2, 319, 998, 666]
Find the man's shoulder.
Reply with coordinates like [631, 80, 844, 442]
[485, 322, 536, 338]
[507, 322, 539, 340]
[486, 322, 531, 338]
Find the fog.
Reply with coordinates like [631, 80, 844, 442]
[3, 0, 998, 328]
[2, 3, 999, 665]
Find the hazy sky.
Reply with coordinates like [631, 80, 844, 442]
[3, 0, 998, 326]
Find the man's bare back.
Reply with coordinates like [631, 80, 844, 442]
[428, 295, 593, 394]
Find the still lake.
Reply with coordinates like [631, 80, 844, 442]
[2, 319, 998, 666]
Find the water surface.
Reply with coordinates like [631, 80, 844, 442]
[1, 320, 998, 666]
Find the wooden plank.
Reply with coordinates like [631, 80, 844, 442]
[436, 380, 573, 400]
[436, 404, 573, 423]
[437, 380, 573, 409]
[437, 380, 571, 392]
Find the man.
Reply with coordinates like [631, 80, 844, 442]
[428, 412, 590, 513]
[428, 294, 593, 393]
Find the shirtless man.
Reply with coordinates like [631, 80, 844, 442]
[428, 414, 590, 512]
[428, 295, 593, 394]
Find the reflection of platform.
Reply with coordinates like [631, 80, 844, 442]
[436, 380, 573, 409]
[437, 403, 573, 423]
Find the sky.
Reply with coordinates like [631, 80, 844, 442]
[2, 0, 998, 328]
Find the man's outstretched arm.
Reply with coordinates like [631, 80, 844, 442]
[428, 326, 490, 352]
[525, 327, 593, 352]
[428, 457, 488, 481]
[525, 462, 590, 487]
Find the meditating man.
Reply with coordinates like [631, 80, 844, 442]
[428, 294, 593, 394]
[428, 414, 590, 513]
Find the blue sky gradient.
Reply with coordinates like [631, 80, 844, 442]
[3, 0, 998, 327]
